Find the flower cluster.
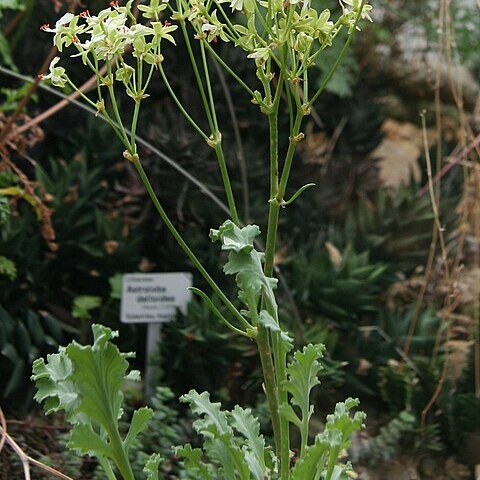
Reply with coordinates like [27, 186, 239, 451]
[178, 0, 372, 79]
[41, 1, 176, 91]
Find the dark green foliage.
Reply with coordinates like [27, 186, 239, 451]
[289, 244, 387, 326]
[0, 305, 63, 403]
[0, 124, 145, 402]
[378, 364, 414, 415]
[344, 184, 438, 271]
[157, 299, 254, 404]
[343, 307, 441, 400]
[355, 411, 442, 465]
[127, 387, 189, 479]
[447, 393, 480, 449]
[378, 307, 441, 359]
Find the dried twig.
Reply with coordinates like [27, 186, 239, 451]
[0, 407, 77, 480]
[0, 48, 57, 146]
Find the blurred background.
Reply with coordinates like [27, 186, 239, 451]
[0, 0, 479, 478]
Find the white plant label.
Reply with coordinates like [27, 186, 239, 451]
[121, 272, 192, 323]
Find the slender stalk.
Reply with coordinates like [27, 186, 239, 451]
[109, 428, 135, 480]
[214, 142, 240, 225]
[212, 61, 250, 220]
[133, 159, 250, 331]
[130, 101, 141, 152]
[276, 111, 304, 201]
[308, 2, 365, 107]
[199, 41, 220, 133]
[158, 63, 209, 141]
[262, 73, 291, 480]
[199, 41, 240, 224]
[178, 17, 215, 130]
[203, 42, 255, 98]
[255, 327, 281, 453]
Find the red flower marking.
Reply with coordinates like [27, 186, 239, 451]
[73, 36, 79, 43]
[164, 20, 171, 26]
[40, 24, 50, 31]
[109, 1, 119, 8]
[80, 10, 90, 18]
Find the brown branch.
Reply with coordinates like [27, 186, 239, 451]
[2, 10, 24, 38]
[0, 407, 77, 480]
[17, 64, 108, 135]
[0, 47, 57, 146]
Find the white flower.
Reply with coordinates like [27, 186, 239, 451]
[247, 46, 270, 67]
[41, 12, 75, 33]
[41, 57, 68, 87]
[230, 0, 243, 11]
[41, 12, 89, 51]
[340, 0, 373, 25]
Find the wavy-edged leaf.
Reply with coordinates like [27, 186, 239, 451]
[210, 221, 260, 253]
[175, 444, 216, 479]
[291, 435, 330, 480]
[210, 220, 277, 317]
[32, 324, 151, 480]
[205, 434, 250, 480]
[68, 423, 111, 457]
[325, 398, 365, 445]
[258, 310, 293, 351]
[144, 453, 162, 480]
[32, 351, 78, 416]
[63, 325, 132, 429]
[124, 407, 154, 451]
[229, 405, 268, 479]
[280, 344, 325, 432]
[180, 391, 251, 480]
[180, 390, 231, 436]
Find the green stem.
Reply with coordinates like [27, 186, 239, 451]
[109, 427, 135, 480]
[199, 41, 219, 133]
[276, 111, 304, 201]
[256, 326, 281, 453]
[98, 458, 118, 480]
[178, 17, 215, 130]
[106, 65, 132, 150]
[158, 63, 209, 141]
[130, 101, 141, 152]
[272, 327, 289, 480]
[308, 1, 366, 107]
[133, 159, 249, 331]
[214, 142, 240, 225]
[203, 42, 255, 99]
[98, 362, 135, 480]
[199, 42, 240, 224]
[261, 74, 291, 479]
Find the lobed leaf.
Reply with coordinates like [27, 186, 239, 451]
[144, 453, 162, 480]
[32, 324, 153, 480]
[124, 407, 154, 451]
[210, 220, 277, 318]
[180, 390, 231, 436]
[175, 444, 216, 479]
[290, 435, 330, 480]
[229, 405, 268, 479]
[280, 343, 325, 431]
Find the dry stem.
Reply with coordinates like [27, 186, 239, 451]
[0, 407, 77, 480]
